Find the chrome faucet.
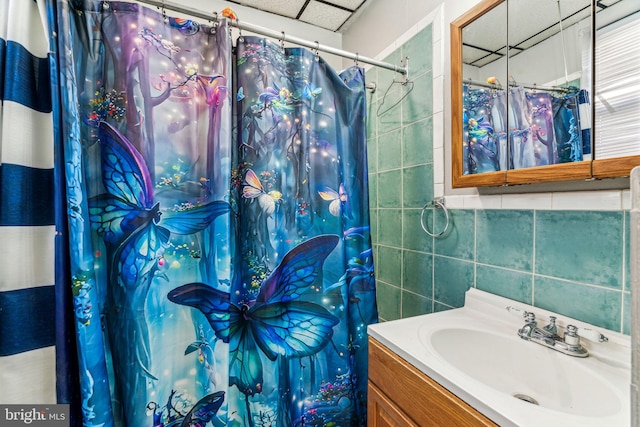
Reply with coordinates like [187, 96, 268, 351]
[516, 311, 590, 357]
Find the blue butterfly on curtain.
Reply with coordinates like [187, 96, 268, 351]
[88, 121, 229, 379]
[167, 234, 341, 396]
[89, 121, 229, 288]
[148, 390, 225, 427]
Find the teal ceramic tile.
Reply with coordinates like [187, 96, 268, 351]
[434, 209, 475, 261]
[378, 128, 403, 171]
[402, 250, 433, 297]
[403, 117, 433, 167]
[533, 276, 622, 332]
[367, 136, 378, 174]
[403, 25, 432, 77]
[376, 245, 402, 286]
[402, 71, 433, 125]
[367, 100, 377, 140]
[368, 173, 378, 209]
[403, 164, 433, 209]
[625, 211, 630, 292]
[403, 208, 433, 253]
[377, 87, 403, 134]
[476, 264, 532, 304]
[378, 49, 403, 94]
[623, 291, 631, 335]
[402, 291, 433, 318]
[434, 301, 454, 312]
[433, 256, 474, 308]
[377, 170, 402, 208]
[378, 209, 403, 247]
[476, 210, 534, 271]
[372, 244, 379, 272]
[369, 208, 378, 245]
[376, 282, 401, 321]
[535, 211, 624, 289]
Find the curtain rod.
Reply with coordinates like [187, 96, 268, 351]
[130, 0, 408, 77]
[463, 79, 571, 93]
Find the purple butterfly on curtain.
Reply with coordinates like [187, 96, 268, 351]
[167, 234, 341, 396]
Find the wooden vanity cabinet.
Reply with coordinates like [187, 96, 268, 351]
[368, 337, 497, 427]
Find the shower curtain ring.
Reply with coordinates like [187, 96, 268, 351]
[237, 20, 245, 43]
[102, 1, 109, 10]
[354, 52, 359, 66]
[161, 1, 168, 23]
[314, 41, 320, 62]
[280, 32, 286, 54]
[210, 12, 219, 34]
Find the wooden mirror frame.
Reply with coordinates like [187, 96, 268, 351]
[451, 0, 507, 188]
[451, 0, 639, 189]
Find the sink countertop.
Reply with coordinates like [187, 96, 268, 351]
[367, 288, 631, 427]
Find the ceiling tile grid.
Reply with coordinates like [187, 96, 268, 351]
[234, 0, 307, 19]
[299, 1, 352, 31]
[228, 0, 369, 32]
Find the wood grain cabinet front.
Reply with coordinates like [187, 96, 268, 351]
[367, 337, 498, 427]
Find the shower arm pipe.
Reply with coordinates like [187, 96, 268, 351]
[132, 0, 409, 78]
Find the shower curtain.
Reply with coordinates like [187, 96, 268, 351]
[0, 0, 78, 411]
[49, 1, 376, 426]
[50, 1, 232, 425]
[227, 38, 377, 426]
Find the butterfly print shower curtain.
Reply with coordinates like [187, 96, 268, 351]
[50, 1, 377, 426]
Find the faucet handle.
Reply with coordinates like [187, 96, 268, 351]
[506, 305, 525, 317]
[543, 316, 558, 334]
[575, 326, 609, 343]
[564, 324, 580, 346]
[506, 306, 536, 321]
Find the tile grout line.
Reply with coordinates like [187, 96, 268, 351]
[473, 209, 477, 291]
[621, 210, 627, 333]
[532, 210, 537, 306]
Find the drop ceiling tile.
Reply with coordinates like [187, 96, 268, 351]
[474, 53, 503, 68]
[299, 1, 351, 31]
[324, 0, 365, 10]
[237, 0, 307, 19]
[462, 46, 486, 64]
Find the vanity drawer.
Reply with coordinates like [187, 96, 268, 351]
[368, 337, 497, 427]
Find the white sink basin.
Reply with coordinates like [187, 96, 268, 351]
[429, 327, 621, 417]
[368, 289, 631, 427]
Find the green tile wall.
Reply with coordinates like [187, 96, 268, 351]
[367, 24, 436, 322]
[366, 24, 631, 334]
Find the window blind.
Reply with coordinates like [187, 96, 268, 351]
[594, 13, 640, 159]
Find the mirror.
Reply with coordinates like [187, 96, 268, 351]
[460, 1, 508, 176]
[452, 0, 640, 188]
[451, 0, 507, 187]
[593, 0, 640, 177]
[507, 0, 592, 170]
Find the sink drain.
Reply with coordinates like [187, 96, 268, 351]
[513, 393, 539, 405]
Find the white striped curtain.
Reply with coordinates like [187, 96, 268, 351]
[0, 0, 56, 404]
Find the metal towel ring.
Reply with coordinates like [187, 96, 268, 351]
[420, 198, 449, 237]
